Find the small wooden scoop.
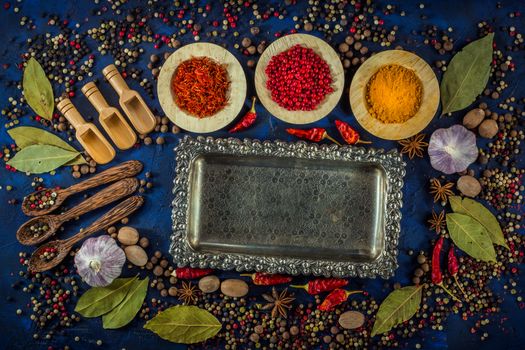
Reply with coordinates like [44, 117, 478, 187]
[22, 160, 143, 216]
[102, 64, 156, 134]
[28, 196, 144, 273]
[17, 178, 139, 245]
[81, 81, 137, 150]
[57, 98, 115, 164]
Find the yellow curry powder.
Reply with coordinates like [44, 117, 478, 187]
[365, 64, 423, 124]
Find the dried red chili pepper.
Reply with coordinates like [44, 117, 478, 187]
[334, 120, 371, 145]
[290, 278, 348, 295]
[240, 272, 292, 285]
[286, 127, 342, 146]
[318, 288, 363, 311]
[173, 267, 213, 279]
[431, 237, 460, 302]
[229, 96, 257, 133]
[448, 245, 468, 299]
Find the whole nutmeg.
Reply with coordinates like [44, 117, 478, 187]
[478, 119, 499, 138]
[198, 275, 220, 293]
[220, 279, 249, 297]
[457, 175, 482, 197]
[463, 108, 485, 129]
[117, 226, 139, 245]
[124, 245, 148, 267]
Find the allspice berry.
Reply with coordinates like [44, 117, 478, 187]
[457, 175, 482, 197]
[463, 108, 485, 129]
[478, 119, 499, 138]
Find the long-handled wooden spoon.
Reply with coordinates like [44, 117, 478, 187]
[21, 160, 142, 216]
[28, 196, 144, 273]
[17, 178, 139, 246]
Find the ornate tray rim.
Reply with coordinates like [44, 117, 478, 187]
[170, 136, 406, 278]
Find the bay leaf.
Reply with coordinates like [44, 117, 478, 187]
[144, 305, 222, 344]
[449, 196, 508, 249]
[446, 213, 497, 262]
[441, 33, 494, 115]
[23, 57, 54, 120]
[75, 277, 137, 318]
[8, 126, 86, 164]
[371, 285, 422, 337]
[7, 144, 79, 174]
[102, 277, 149, 329]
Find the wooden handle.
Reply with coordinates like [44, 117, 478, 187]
[57, 98, 85, 128]
[82, 82, 109, 113]
[62, 160, 143, 196]
[59, 178, 139, 222]
[103, 64, 129, 96]
[64, 196, 144, 248]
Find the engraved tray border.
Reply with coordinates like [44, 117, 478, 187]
[170, 136, 406, 278]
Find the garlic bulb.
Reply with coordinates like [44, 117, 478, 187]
[75, 235, 125, 287]
[428, 124, 478, 175]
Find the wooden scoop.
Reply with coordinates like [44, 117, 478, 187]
[21, 160, 143, 216]
[57, 98, 115, 164]
[81, 82, 137, 150]
[28, 196, 144, 273]
[102, 64, 156, 134]
[17, 178, 139, 245]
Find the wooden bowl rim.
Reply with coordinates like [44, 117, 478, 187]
[349, 49, 439, 140]
[255, 33, 344, 125]
[157, 42, 247, 134]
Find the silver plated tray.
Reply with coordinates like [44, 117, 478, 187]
[171, 136, 405, 278]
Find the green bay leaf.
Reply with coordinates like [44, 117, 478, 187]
[144, 305, 222, 344]
[7, 144, 78, 174]
[446, 213, 497, 262]
[75, 277, 137, 318]
[23, 57, 54, 120]
[449, 196, 508, 249]
[8, 126, 86, 164]
[441, 33, 494, 114]
[102, 277, 149, 329]
[371, 285, 422, 337]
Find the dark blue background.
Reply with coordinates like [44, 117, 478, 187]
[0, 0, 524, 349]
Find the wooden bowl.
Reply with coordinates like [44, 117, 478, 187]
[349, 50, 439, 140]
[157, 42, 247, 133]
[255, 34, 344, 124]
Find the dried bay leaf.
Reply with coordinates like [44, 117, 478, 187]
[102, 277, 149, 329]
[446, 213, 496, 262]
[371, 285, 422, 337]
[23, 57, 54, 120]
[449, 196, 508, 249]
[144, 305, 222, 344]
[441, 33, 494, 115]
[8, 126, 86, 165]
[7, 144, 79, 174]
[75, 277, 137, 318]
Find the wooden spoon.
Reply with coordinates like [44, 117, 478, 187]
[17, 178, 139, 246]
[21, 160, 143, 216]
[28, 196, 144, 273]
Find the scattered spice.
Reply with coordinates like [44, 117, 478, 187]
[229, 97, 257, 133]
[171, 57, 230, 118]
[366, 64, 422, 124]
[431, 237, 460, 302]
[261, 287, 295, 318]
[398, 133, 428, 159]
[318, 289, 363, 311]
[428, 209, 446, 233]
[335, 120, 371, 145]
[178, 281, 199, 305]
[241, 272, 292, 286]
[266, 44, 333, 111]
[290, 278, 348, 295]
[286, 127, 341, 145]
[448, 245, 468, 300]
[173, 267, 214, 280]
[429, 178, 455, 203]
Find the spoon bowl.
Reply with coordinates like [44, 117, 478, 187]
[17, 215, 60, 246]
[28, 240, 70, 273]
[21, 188, 67, 216]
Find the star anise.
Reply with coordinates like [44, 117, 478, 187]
[178, 281, 199, 305]
[398, 134, 428, 159]
[429, 178, 455, 203]
[428, 209, 446, 233]
[261, 287, 295, 318]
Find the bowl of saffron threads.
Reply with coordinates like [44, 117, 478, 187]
[349, 49, 439, 140]
[158, 42, 247, 133]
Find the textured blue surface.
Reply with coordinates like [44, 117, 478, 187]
[0, 1, 524, 349]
